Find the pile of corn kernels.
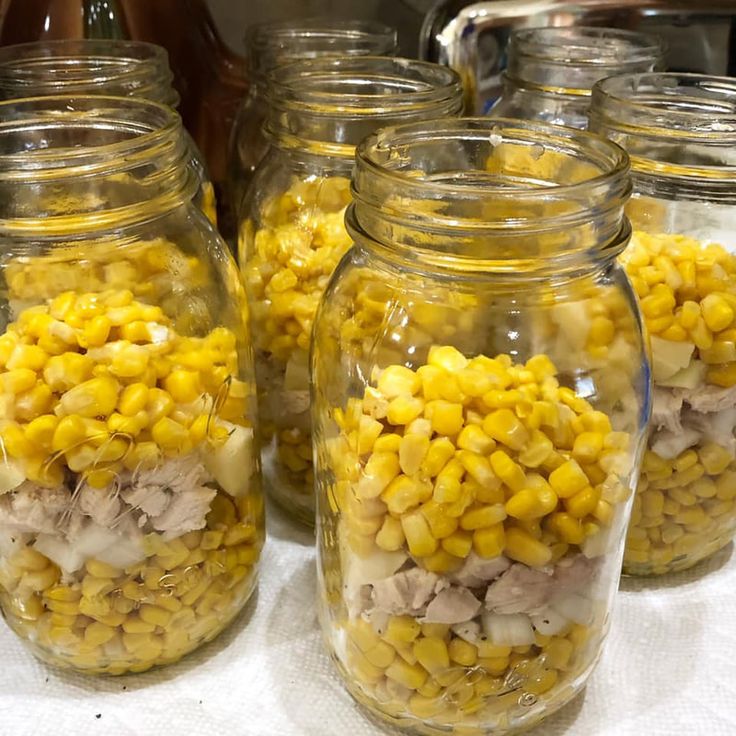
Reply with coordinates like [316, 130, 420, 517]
[0, 287, 263, 673]
[326, 346, 630, 724]
[622, 231, 736, 573]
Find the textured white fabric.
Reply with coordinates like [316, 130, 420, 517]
[0, 503, 735, 736]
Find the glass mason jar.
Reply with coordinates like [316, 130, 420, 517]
[0, 39, 218, 227]
[240, 57, 463, 525]
[488, 27, 664, 129]
[589, 73, 736, 575]
[313, 118, 649, 733]
[0, 96, 263, 675]
[227, 19, 397, 227]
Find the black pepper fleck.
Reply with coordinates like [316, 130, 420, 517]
[95, 714, 102, 719]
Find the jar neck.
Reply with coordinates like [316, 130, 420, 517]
[264, 57, 463, 158]
[0, 40, 180, 108]
[506, 26, 663, 99]
[245, 19, 397, 90]
[0, 96, 196, 238]
[589, 73, 736, 203]
[348, 118, 632, 280]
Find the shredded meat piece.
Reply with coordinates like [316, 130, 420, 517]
[121, 484, 170, 517]
[651, 388, 683, 433]
[0, 483, 70, 535]
[680, 384, 736, 414]
[78, 485, 120, 527]
[151, 487, 217, 538]
[684, 408, 736, 456]
[449, 553, 511, 588]
[422, 586, 481, 624]
[650, 426, 701, 460]
[370, 567, 442, 616]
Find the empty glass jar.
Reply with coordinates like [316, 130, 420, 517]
[227, 19, 397, 226]
[0, 96, 263, 675]
[488, 26, 664, 128]
[312, 118, 649, 733]
[590, 73, 736, 575]
[0, 39, 217, 226]
[239, 57, 463, 524]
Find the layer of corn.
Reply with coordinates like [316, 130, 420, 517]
[0, 493, 261, 674]
[621, 232, 736, 574]
[0, 287, 263, 673]
[325, 347, 631, 728]
[240, 176, 353, 520]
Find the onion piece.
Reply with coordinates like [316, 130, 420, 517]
[451, 620, 482, 645]
[551, 593, 594, 626]
[481, 612, 536, 647]
[204, 422, 253, 498]
[33, 535, 85, 575]
[530, 607, 569, 635]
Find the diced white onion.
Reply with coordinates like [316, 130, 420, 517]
[530, 608, 569, 635]
[551, 593, 594, 626]
[481, 612, 536, 647]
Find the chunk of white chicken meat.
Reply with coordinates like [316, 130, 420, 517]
[128, 453, 213, 495]
[650, 426, 701, 460]
[683, 407, 736, 457]
[120, 484, 170, 518]
[485, 555, 597, 614]
[0, 483, 71, 535]
[78, 483, 121, 527]
[681, 384, 736, 414]
[421, 586, 481, 625]
[151, 486, 217, 539]
[370, 567, 444, 617]
[449, 553, 511, 588]
[651, 388, 683, 434]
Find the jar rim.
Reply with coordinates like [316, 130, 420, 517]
[0, 95, 194, 235]
[0, 40, 179, 108]
[590, 72, 736, 141]
[509, 26, 665, 68]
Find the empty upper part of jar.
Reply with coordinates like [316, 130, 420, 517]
[0, 40, 179, 107]
[349, 117, 631, 273]
[0, 95, 194, 235]
[246, 18, 397, 87]
[506, 26, 665, 96]
[589, 73, 736, 201]
[264, 56, 464, 157]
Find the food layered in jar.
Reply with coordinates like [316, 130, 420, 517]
[622, 232, 736, 573]
[0, 256, 262, 674]
[324, 346, 632, 730]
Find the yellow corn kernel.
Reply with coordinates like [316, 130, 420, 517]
[151, 417, 190, 454]
[473, 524, 505, 558]
[387, 395, 425, 427]
[441, 530, 473, 558]
[357, 415, 383, 455]
[24, 414, 59, 449]
[15, 382, 53, 421]
[382, 475, 432, 515]
[422, 548, 462, 574]
[490, 451, 527, 492]
[549, 459, 589, 499]
[163, 369, 201, 404]
[707, 362, 736, 387]
[108, 411, 148, 436]
[565, 485, 601, 518]
[428, 345, 468, 372]
[383, 616, 422, 648]
[6, 344, 46, 372]
[375, 516, 406, 551]
[572, 432, 603, 464]
[424, 400, 464, 436]
[398, 433, 430, 476]
[518, 430, 554, 469]
[456, 425, 495, 454]
[698, 443, 733, 475]
[118, 383, 150, 416]
[385, 658, 428, 690]
[146, 387, 174, 423]
[701, 293, 734, 332]
[1, 423, 35, 458]
[482, 409, 529, 451]
[448, 638, 478, 666]
[377, 365, 421, 398]
[505, 485, 557, 521]
[420, 500, 459, 539]
[546, 512, 585, 545]
[357, 451, 400, 499]
[504, 527, 552, 566]
[373, 434, 402, 453]
[401, 511, 438, 557]
[460, 504, 507, 530]
[138, 604, 173, 628]
[59, 376, 119, 418]
[0, 368, 37, 394]
[83, 621, 117, 647]
[420, 437, 455, 477]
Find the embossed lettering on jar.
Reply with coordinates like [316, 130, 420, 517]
[488, 26, 664, 128]
[0, 39, 218, 226]
[239, 56, 463, 525]
[312, 118, 649, 734]
[0, 96, 263, 675]
[590, 72, 736, 575]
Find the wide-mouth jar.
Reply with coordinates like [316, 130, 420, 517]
[488, 26, 664, 128]
[0, 39, 217, 227]
[227, 18, 398, 223]
[312, 117, 649, 733]
[239, 56, 463, 525]
[0, 95, 263, 675]
[590, 72, 736, 575]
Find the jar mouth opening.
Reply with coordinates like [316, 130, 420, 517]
[510, 26, 664, 68]
[246, 18, 397, 77]
[268, 57, 463, 117]
[591, 73, 736, 139]
[0, 95, 182, 175]
[0, 40, 178, 107]
[356, 118, 629, 202]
